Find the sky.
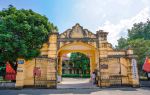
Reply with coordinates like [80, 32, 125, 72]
[0, 0, 150, 45]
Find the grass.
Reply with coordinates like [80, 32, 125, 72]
[0, 76, 11, 82]
[62, 74, 90, 78]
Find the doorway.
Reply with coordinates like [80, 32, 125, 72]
[57, 42, 98, 88]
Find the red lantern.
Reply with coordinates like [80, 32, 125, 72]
[143, 57, 150, 72]
[5, 63, 16, 80]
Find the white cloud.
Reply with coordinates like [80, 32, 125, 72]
[72, 0, 150, 46]
[99, 7, 150, 46]
[73, 0, 136, 28]
[141, 0, 150, 6]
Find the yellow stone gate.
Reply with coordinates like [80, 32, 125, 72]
[15, 23, 139, 88]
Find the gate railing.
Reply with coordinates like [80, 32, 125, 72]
[34, 57, 57, 88]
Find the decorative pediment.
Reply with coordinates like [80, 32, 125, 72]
[70, 23, 84, 38]
[60, 23, 96, 38]
[58, 42, 96, 51]
[62, 44, 92, 50]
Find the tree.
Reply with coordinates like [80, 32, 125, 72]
[128, 39, 150, 63]
[115, 37, 128, 49]
[128, 21, 150, 41]
[70, 52, 90, 75]
[0, 5, 57, 64]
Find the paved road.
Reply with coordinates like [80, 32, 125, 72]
[0, 87, 150, 95]
[0, 78, 150, 95]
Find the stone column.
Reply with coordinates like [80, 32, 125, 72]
[96, 30, 110, 87]
[58, 56, 62, 76]
[15, 59, 25, 88]
[90, 52, 97, 74]
[48, 31, 58, 58]
[47, 30, 58, 88]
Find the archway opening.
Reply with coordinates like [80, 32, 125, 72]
[57, 42, 98, 88]
[62, 52, 90, 78]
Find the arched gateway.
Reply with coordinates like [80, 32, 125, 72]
[57, 42, 98, 76]
[16, 23, 139, 88]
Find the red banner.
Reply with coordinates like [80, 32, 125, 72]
[143, 57, 150, 72]
[5, 63, 16, 80]
[33, 67, 41, 77]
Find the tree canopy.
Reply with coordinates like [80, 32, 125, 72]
[70, 52, 90, 74]
[0, 5, 57, 63]
[115, 37, 128, 49]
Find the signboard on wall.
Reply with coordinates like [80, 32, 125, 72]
[131, 59, 137, 79]
[100, 64, 108, 69]
[17, 60, 24, 64]
[17, 67, 23, 72]
[33, 67, 41, 77]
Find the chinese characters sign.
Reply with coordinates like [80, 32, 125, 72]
[131, 59, 137, 79]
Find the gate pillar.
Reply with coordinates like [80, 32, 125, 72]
[15, 59, 25, 88]
[47, 30, 58, 88]
[58, 56, 62, 76]
[96, 30, 110, 87]
[127, 48, 139, 87]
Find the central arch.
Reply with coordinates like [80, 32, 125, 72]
[57, 42, 99, 78]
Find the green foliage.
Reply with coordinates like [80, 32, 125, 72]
[70, 52, 90, 74]
[115, 37, 128, 49]
[62, 74, 90, 78]
[128, 21, 150, 40]
[0, 62, 5, 76]
[116, 20, 150, 74]
[0, 5, 57, 63]
[128, 39, 150, 64]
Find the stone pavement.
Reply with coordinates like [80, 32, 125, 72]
[0, 78, 150, 95]
[0, 87, 150, 95]
[57, 78, 98, 89]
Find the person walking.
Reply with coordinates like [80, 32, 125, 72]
[91, 72, 96, 84]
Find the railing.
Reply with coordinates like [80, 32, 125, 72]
[0, 77, 15, 88]
[0, 82, 15, 88]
